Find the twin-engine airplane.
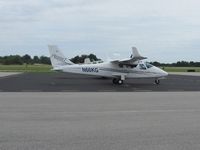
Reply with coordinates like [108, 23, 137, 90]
[48, 45, 168, 85]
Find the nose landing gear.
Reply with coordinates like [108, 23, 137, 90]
[155, 79, 160, 85]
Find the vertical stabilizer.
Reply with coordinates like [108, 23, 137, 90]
[48, 45, 74, 68]
[131, 47, 147, 60]
[132, 47, 141, 58]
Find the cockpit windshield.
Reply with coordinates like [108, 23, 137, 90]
[145, 62, 153, 68]
[139, 64, 146, 70]
[138, 62, 153, 70]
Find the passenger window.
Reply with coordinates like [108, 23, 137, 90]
[139, 64, 146, 70]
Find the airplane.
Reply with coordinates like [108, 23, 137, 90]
[48, 45, 168, 85]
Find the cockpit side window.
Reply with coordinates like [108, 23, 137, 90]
[139, 64, 146, 70]
[118, 64, 137, 68]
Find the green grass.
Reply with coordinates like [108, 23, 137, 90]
[0, 64, 52, 72]
[0, 64, 200, 73]
[161, 67, 200, 72]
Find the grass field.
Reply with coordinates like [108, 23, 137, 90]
[0, 64, 52, 72]
[162, 67, 200, 72]
[0, 64, 200, 73]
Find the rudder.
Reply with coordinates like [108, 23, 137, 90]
[48, 45, 74, 68]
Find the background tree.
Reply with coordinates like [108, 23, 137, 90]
[0, 56, 3, 64]
[88, 54, 99, 62]
[22, 54, 32, 64]
[40, 56, 51, 64]
[70, 54, 101, 64]
[33, 56, 40, 64]
[70, 56, 80, 64]
[1, 55, 23, 65]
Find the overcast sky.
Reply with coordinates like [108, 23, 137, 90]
[0, 0, 200, 62]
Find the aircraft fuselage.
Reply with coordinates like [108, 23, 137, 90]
[55, 61, 168, 79]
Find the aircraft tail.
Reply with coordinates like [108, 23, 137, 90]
[48, 45, 74, 68]
[131, 47, 147, 60]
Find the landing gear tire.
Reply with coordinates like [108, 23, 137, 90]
[112, 78, 124, 85]
[118, 79, 123, 85]
[113, 78, 118, 84]
[155, 79, 160, 85]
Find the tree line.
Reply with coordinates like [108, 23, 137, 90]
[0, 54, 101, 65]
[0, 55, 50, 65]
[70, 54, 101, 64]
[0, 54, 199, 67]
[151, 61, 200, 67]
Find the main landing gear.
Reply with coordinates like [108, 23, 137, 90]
[112, 78, 124, 85]
[112, 78, 161, 85]
[155, 79, 160, 85]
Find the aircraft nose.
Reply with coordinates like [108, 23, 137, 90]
[162, 70, 168, 76]
[153, 66, 168, 77]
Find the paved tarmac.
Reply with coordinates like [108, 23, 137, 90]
[0, 72, 200, 92]
[0, 92, 200, 150]
[170, 72, 200, 76]
[0, 72, 21, 78]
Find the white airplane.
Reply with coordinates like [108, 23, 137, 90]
[48, 45, 168, 85]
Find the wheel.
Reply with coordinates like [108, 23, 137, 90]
[112, 78, 124, 85]
[155, 79, 160, 85]
[112, 78, 118, 84]
[118, 79, 123, 85]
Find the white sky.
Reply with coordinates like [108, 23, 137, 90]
[0, 0, 200, 62]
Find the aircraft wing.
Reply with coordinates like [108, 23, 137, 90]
[110, 47, 147, 64]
